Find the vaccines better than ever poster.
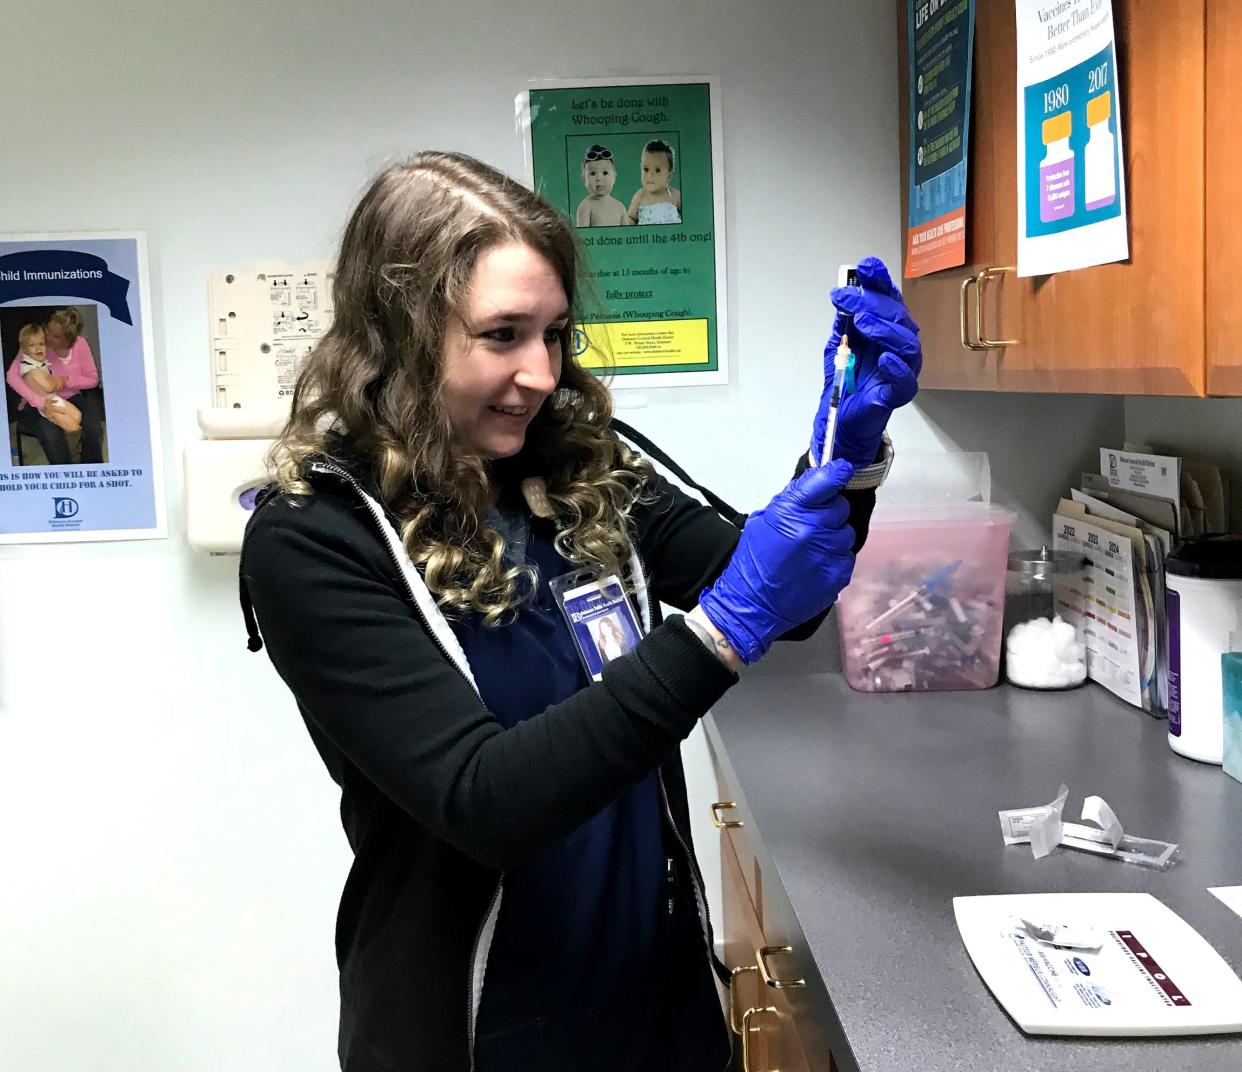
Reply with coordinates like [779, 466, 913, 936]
[0, 232, 165, 543]
[1016, 0, 1128, 277]
[521, 77, 728, 388]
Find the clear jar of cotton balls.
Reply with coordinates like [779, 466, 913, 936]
[1004, 549, 1088, 690]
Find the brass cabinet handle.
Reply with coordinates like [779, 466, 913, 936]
[959, 275, 987, 351]
[741, 1005, 780, 1072]
[710, 801, 744, 829]
[756, 944, 805, 989]
[976, 266, 1017, 348]
[729, 963, 759, 1035]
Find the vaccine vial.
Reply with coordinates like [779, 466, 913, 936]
[1039, 111, 1075, 223]
[1084, 91, 1117, 211]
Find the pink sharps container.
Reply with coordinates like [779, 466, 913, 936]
[836, 503, 1016, 692]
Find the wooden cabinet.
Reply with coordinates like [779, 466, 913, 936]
[1207, 0, 1242, 395]
[711, 767, 838, 1071]
[722, 833, 813, 1072]
[898, 0, 1226, 396]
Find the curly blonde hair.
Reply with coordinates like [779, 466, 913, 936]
[271, 151, 651, 625]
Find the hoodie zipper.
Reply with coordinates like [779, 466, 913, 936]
[308, 461, 501, 1070]
[630, 544, 720, 949]
[309, 461, 472, 689]
[631, 539, 734, 1069]
[629, 541, 724, 981]
[466, 882, 503, 1065]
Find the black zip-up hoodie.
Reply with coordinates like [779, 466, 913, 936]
[239, 443, 874, 1071]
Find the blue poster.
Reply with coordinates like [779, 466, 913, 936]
[1, 233, 166, 542]
[905, 0, 975, 278]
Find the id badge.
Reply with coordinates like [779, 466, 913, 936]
[549, 569, 642, 681]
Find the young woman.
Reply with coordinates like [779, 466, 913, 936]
[240, 151, 920, 1071]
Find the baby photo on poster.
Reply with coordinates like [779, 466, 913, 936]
[0, 232, 165, 543]
[3, 303, 109, 466]
[570, 135, 684, 227]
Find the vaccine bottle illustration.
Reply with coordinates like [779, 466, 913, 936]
[1084, 91, 1117, 211]
[1039, 111, 1075, 223]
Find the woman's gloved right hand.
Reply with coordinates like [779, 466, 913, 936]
[699, 459, 857, 665]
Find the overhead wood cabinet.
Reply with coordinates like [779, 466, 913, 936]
[897, 0, 1241, 396]
[1207, 0, 1242, 395]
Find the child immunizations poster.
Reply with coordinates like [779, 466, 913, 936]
[0, 233, 165, 543]
[521, 77, 728, 388]
[1016, 0, 1128, 277]
[905, 0, 975, 279]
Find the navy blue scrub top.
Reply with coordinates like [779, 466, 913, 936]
[453, 507, 728, 1072]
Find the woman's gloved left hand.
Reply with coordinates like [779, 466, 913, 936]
[699, 460, 857, 665]
[809, 256, 922, 468]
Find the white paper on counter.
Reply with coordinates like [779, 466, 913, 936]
[1063, 795, 1124, 850]
[999, 787, 1178, 869]
[954, 893, 1242, 1036]
[1209, 887, 1242, 922]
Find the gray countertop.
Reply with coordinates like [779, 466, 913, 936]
[706, 675, 1242, 1072]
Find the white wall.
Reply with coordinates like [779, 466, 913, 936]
[1, 2, 1132, 1068]
[0, 2, 904, 1068]
[899, 389, 1124, 546]
[1125, 396, 1242, 532]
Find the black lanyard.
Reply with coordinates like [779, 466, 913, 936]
[610, 418, 746, 530]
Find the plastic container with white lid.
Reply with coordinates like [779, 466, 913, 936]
[837, 501, 1016, 692]
[1165, 535, 1242, 763]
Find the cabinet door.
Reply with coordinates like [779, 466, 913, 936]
[722, 834, 813, 1072]
[1207, 0, 1242, 395]
[710, 729, 834, 1069]
[897, 0, 1008, 390]
[997, 0, 1206, 394]
[723, 833, 772, 1071]
[899, 0, 1207, 395]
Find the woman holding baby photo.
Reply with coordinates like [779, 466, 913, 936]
[5, 306, 105, 464]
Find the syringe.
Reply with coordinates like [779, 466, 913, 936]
[819, 333, 851, 466]
[817, 264, 859, 466]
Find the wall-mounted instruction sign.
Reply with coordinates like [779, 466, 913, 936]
[520, 77, 727, 388]
[1016, 0, 1128, 277]
[905, 0, 975, 279]
[1, 232, 165, 543]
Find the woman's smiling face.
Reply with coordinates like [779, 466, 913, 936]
[439, 242, 568, 460]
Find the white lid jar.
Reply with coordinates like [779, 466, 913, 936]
[1165, 536, 1242, 763]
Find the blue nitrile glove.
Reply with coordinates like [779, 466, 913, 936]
[810, 256, 922, 467]
[699, 460, 857, 664]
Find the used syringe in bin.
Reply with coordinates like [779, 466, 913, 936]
[837, 501, 1015, 692]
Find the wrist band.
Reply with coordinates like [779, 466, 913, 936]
[845, 433, 894, 492]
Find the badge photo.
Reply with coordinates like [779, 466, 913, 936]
[549, 570, 643, 681]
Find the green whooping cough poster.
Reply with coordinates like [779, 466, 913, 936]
[523, 78, 728, 388]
